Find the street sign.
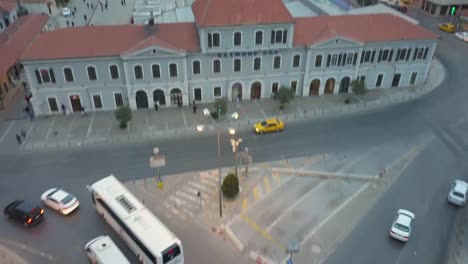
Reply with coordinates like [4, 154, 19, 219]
[149, 155, 166, 168]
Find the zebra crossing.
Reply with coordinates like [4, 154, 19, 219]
[161, 169, 221, 222]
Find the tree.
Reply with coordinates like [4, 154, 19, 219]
[114, 105, 132, 129]
[210, 98, 227, 120]
[277, 85, 295, 110]
[351, 79, 368, 95]
[221, 173, 239, 199]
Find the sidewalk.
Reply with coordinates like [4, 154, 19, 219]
[0, 243, 29, 264]
[446, 205, 468, 264]
[0, 59, 445, 154]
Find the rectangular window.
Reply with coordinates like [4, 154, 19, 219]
[254, 57, 261, 71]
[214, 86, 221, 97]
[110, 65, 119, 79]
[382, 50, 389, 61]
[64, 68, 74, 82]
[208, 33, 212, 48]
[353, 53, 357, 65]
[282, 30, 287, 44]
[40, 69, 50, 83]
[338, 54, 342, 66]
[270, 30, 275, 44]
[192, 61, 200, 75]
[47, 97, 59, 112]
[292, 55, 300, 68]
[375, 74, 383, 88]
[213, 60, 221, 73]
[272, 82, 279, 94]
[35, 70, 42, 84]
[331, 54, 338, 66]
[234, 59, 241, 72]
[152, 65, 160, 78]
[315, 55, 322, 67]
[400, 49, 407, 60]
[388, 50, 394, 61]
[275, 30, 282, 43]
[410, 72, 417, 85]
[273, 56, 281, 69]
[326, 55, 331, 67]
[255, 31, 263, 45]
[405, 48, 411, 61]
[50, 69, 56, 83]
[413, 48, 419, 60]
[342, 53, 347, 66]
[378, 50, 383, 62]
[290, 80, 297, 95]
[371, 51, 376, 63]
[212, 33, 220, 47]
[423, 47, 429, 59]
[396, 49, 401, 62]
[194, 88, 202, 101]
[114, 93, 123, 107]
[93, 94, 103, 109]
[169, 64, 178, 77]
[346, 53, 353, 65]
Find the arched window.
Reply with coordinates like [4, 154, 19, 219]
[152, 64, 160, 78]
[109, 65, 119, 79]
[87, 66, 97, 80]
[234, 32, 242, 46]
[134, 65, 143, 79]
[63, 67, 74, 82]
[213, 59, 221, 73]
[169, 63, 178, 77]
[255, 31, 263, 45]
[192, 60, 201, 74]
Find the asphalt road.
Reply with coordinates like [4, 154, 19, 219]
[1, 9, 468, 264]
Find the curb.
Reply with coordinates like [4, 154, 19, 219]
[224, 225, 245, 253]
[271, 167, 378, 181]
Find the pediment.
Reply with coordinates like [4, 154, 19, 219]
[123, 44, 185, 59]
[313, 36, 363, 48]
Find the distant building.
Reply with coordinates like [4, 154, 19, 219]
[0, 14, 48, 112]
[0, 0, 18, 32]
[419, 0, 468, 16]
[20, 0, 439, 116]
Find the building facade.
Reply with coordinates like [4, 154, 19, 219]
[20, 0, 439, 116]
[0, 1, 18, 32]
[420, 0, 468, 16]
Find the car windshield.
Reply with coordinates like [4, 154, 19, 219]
[394, 223, 409, 232]
[261, 121, 267, 126]
[453, 191, 465, 199]
[47, 189, 59, 197]
[61, 194, 74, 204]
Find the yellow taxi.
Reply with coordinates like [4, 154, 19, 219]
[254, 118, 284, 134]
[438, 23, 456, 33]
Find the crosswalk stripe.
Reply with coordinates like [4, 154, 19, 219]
[181, 185, 200, 196]
[199, 177, 218, 188]
[253, 186, 260, 201]
[187, 181, 212, 193]
[274, 172, 281, 186]
[242, 198, 248, 211]
[263, 175, 271, 193]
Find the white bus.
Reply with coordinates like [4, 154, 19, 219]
[86, 175, 184, 264]
[84, 235, 130, 264]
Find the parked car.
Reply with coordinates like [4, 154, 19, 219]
[455, 32, 468, 42]
[448, 180, 468, 206]
[62, 7, 71, 17]
[438, 23, 455, 33]
[389, 209, 415, 242]
[41, 188, 80, 215]
[254, 118, 284, 134]
[4, 200, 44, 226]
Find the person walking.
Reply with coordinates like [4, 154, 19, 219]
[100, 2, 103, 11]
[72, 21, 75, 27]
[72, 11, 75, 17]
[61, 104, 66, 115]
[84, 14, 87, 22]
[105, 2, 108, 9]
[87, 2, 90, 8]
[66, 20, 69, 27]
[16, 134, 22, 145]
[192, 101, 197, 114]
[81, 106, 88, 117]
[154, 101, 159, 111]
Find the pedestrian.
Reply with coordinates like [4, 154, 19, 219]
[91, 3, 93, 9]
[100, 2, 103, 11]
[87, 2, 89, 8]
[16, 134, 22, 145]
[72, 21, 75, 27]
[25, 95, 31, 105]
[74, 7, 77, 12]
[61, 104, 66, 115]
[20, 129, 26, 138]
[192, 102, 197, 114]
[84, 14, 87, 22]
[105, 2, 108, 9]
[154, 101, 159, 111]
[121, 0, 124, 6]
[66, 20, 69, 27]
[72, 11, 75, 17]
[81, 106, 88, 117]
[22, 82, 27, 92]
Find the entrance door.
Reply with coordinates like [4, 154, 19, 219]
[69, 94, 82, 112]
[339, 77, 350, 93]
[232, 82, 243, 101]
[250, 82, 261, 99]
[153, 90, 166, 106]
[391, 73, 401, 87]
[170, 88, 182, 106]
[324, 78, 335, 94]
[309, 79, 320, 96]
[135, 90, 149, 108]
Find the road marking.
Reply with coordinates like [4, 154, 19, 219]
[20, 122, 36, 151]
[86, 112, 95, 138]
[0, 121, 14, 144]
[263, 175, 271, 193]
[266, 181, 324, 232]
[301, 182, 370, 245]
[273, 172, 281, 186]
[240, 214, 285, 249]
[242, 198, 248, 211]
[45, 115, 57, 141]
[253, 186, 260, 201]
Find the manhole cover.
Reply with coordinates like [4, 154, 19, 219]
[311, 244, 321, 255]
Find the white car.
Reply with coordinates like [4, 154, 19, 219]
[389, 209, 415, 242]
[455, 32, 468, 42]
[62, 7, 71, 17]
[41, 188, 79, 215]
[448, 180, 468, 206]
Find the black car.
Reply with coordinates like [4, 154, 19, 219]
[4, 200, 44, 226]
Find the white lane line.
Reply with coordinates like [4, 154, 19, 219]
[301, 182, 370, 245]
[20, 122, 36, 151]
[266, 181, 324, 232]
[0, 121, 15, 144]
[45, 115, 57, 141]
[86, 112, 96, 138]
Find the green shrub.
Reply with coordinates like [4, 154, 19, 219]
[351, 80, 368, 95]
[115, 105, 132, 130]
[344, 98, 351, 104]
[212, 98, 227, 119]
[221, 173, 239, 199]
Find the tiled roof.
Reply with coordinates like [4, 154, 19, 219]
[0, 0, 17, 12]
[192, 0, 294, 27]
[22, 23, 200, 60]
[0, 14, 48, 77]
[294, 14, 439, 47]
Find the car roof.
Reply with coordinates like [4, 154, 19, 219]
[454, 181, 468, 193]
[396, 213, 412, 226]
[265, 118, 279, 123]
[50, 189, 70, 201]
[15, 200, 38, 212]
